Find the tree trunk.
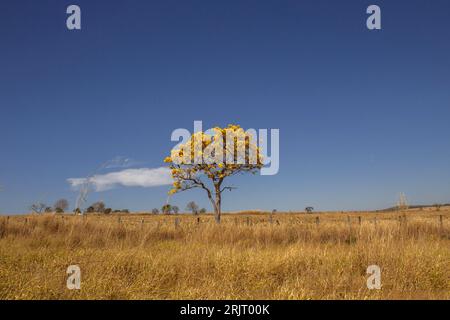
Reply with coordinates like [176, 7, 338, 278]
[213, 185, 222, 224]
[205, 183, 222, 224]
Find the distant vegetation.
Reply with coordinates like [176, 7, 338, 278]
[186, 201, 199, 215]
[305, 207, 314, 213]
[378, 203, 450, 212]
[30, 198, 69, 214]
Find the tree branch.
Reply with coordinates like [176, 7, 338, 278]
[220, 186, 237, 193]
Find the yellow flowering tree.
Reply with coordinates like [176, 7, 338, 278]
[164, 124, 263, 223]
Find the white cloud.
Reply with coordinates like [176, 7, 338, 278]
[68, 167, 173, 191]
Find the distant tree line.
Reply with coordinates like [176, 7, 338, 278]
[151, 201, 206, 215]
[29, 199, 129, 215]
[82, 201, 129, 214]
[30, 198, 69, 214]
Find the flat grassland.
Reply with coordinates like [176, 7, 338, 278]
[0, 210, 448, 299]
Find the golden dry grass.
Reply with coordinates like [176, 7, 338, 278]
[0, 210, 448, 300]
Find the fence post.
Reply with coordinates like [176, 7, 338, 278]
[439, 215, 443, 229]
[175, 217, 180, 229]
[197, 217, 200, 225]
[358, 216, 362, 226]
[141, 218, 144, 229]
[315, 216, 320, 226]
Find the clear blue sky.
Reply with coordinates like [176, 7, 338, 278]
[1, 0, 450, 213]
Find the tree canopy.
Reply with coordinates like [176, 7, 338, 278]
[164, 124, 263, 223]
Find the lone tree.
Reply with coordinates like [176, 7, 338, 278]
[161, 204, 172, 214]
[85, 206, 95, 213]
[186, 201, 199, 215]
[30, 202, 46, 214]
[305, 207, 314, 214]
[171, 206, 179, 214]
[91, 201, 105, 213]
[151, 208, 159, 214]
[165, 124, 263, 223]
[54, 199, 69, 213]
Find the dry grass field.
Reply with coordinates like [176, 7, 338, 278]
[0, 210, 448, 300]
